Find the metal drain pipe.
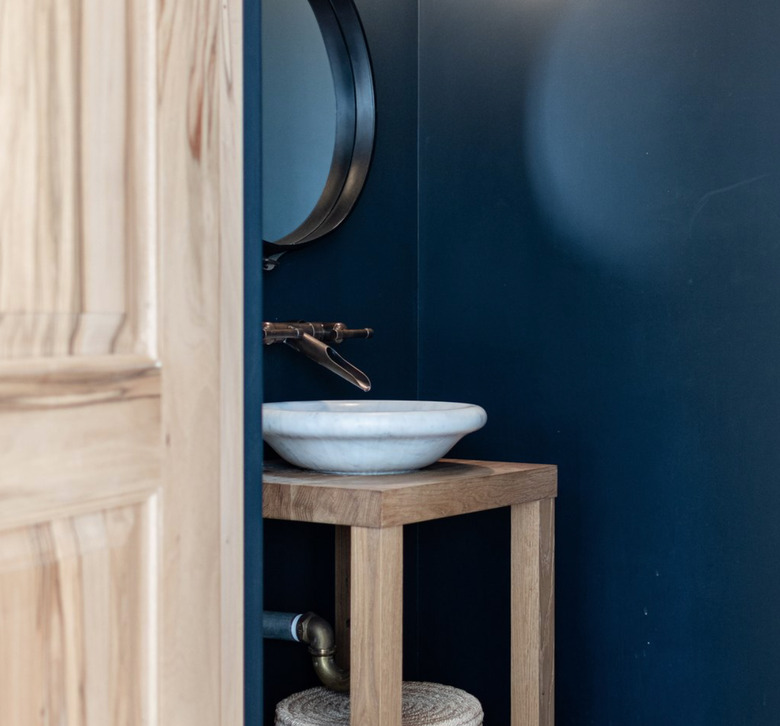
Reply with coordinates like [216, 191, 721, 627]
[263, 611, 350, 692]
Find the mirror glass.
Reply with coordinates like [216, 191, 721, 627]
[262, 0, 336, 242]
[261, 0, 375, 265]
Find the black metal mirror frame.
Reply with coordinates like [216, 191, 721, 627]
[263, 0, 375, 269]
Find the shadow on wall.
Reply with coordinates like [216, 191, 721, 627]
[419, 0, 780, 722]
[526, 0, 780, 282]
[520, 0, 780, 722]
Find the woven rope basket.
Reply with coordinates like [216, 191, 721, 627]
[275, 681, 483, 726]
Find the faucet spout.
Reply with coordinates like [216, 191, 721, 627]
[263, 321, 373, 391]
[286, 333, 371, 392]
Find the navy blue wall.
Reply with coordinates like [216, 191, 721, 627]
[258, 0, 780, 723]
[245, 0, 264, 722]
[419, 0, 780, 723]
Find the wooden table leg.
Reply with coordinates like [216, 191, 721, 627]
[511, 499, 555, 726]
[350, 525, 403, 726]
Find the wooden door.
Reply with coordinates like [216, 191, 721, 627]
[0, 1, 244, 724]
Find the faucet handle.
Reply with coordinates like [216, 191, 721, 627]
[328, 322, 373, 342]
[262, 321, 373, 344]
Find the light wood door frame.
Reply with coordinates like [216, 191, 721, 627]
[158, 1, 244, 723]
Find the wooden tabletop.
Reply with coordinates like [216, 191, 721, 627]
[262, 458, 557, 528]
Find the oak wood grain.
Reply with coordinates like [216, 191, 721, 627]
[350, 526, 403, 726]
[263, 459, 557, 527]
[511, 499, 555, 726]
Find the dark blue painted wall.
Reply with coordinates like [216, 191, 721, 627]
[419, 0, 780, 723]
[257, 0, 780, 723]
[245, 0, 264, 722]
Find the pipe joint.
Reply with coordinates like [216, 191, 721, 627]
[297, 612, 350, 692]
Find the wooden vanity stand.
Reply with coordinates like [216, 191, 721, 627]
[263, 458, 557, 726]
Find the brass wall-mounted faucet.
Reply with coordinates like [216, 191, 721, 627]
[262, 322, 373, 391]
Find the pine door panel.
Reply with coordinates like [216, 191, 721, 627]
[0, 0, 243, 724]
[0, 358, 160, 530]
[0, 502, 154, 726]
[0, 0, 155, 360]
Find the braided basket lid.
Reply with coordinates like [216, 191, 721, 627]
[275, 681, 483, 726]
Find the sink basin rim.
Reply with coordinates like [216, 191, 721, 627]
[261, 400, 487, 474]
[262, 400, 487, 438]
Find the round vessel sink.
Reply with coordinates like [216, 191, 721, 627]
[262, 400, 487, 475]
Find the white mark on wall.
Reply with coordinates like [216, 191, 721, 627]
[688, 173, 772, 235]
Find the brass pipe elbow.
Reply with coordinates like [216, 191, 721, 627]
[297, 612, 350, 692]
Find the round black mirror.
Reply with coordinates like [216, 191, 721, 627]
[262, 0, 375, 269]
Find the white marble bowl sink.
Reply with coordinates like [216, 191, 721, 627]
[262, 400, 487, 475]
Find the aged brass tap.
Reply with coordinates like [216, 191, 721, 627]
[262, 321, 373, 344]
[262, 321, 373, 391]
